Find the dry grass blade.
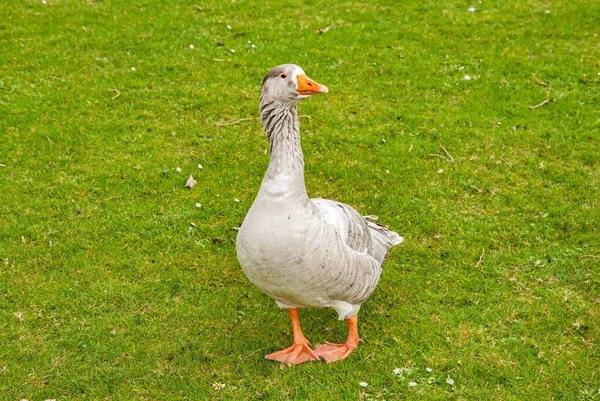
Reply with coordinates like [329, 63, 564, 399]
[439, 144, 454, 163]
[215, 117, 257, 126]
[475, 248, 485, 267]
[108, 88, 121, 100]
[532, 73, 551, 87]
[529, 98, 550, 110]
[316, 25, 337, 34]
[215, 115, 311, 126]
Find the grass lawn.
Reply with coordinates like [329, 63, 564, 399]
[1, 0, 599, 399]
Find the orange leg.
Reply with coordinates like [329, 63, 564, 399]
[315, 315, 361, 363]
[265, 308, 320, 365]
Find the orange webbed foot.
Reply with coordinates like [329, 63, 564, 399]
[265, 308, 320, 366]
[315, 341, 357, 363]
[266, 340, 319, 365]
[315, 314, 361, 363]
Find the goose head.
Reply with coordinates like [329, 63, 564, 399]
[260, 64, 328, 108]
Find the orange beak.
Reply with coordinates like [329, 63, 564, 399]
[297, 74, 329, 95]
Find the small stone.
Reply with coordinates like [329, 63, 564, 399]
[190, 222, 196, 227]
[227, 25, 232, 29]
[185, 176, 197, 188]
[426, 367, 433, 373]
[190, 44, 195, 49]
[248, 40, 252, 44]
[497, 121, 502, 126]
[545, 10, 550, 14]
[468, 7, 476, 12]
[230, 49, 235, 53]
[251, 44, 256, 49]
[359, 382, 368, 387]
[197, 164, 203, 169]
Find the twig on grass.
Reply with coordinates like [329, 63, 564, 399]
[531, 73, 551, 88]
[215, 117, 257, 126]
[475, 248, 485, 267]
[316, 26, 337, 34]
[236, 347, 267, 376]
[215, 116, 312, 126]
[582, 254, 600, 259]
[0, 163, 5, 167]
[439, 144, 454, 163]
[108, 88, 121, 100]
[193, 4, 202, 10]
[529, 98, 550, 110]
[428, 154, 446, 159]
[529, 73, 551, 110]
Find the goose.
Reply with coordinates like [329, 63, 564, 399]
[236, 64, 403, 365]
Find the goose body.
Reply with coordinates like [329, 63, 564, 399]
[236, 64, 403, 364]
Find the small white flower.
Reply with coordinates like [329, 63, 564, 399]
[437, 169, 444, 174]
[359, 382, 368, 387]
[41, 0, 46, 3]
[426, 367, 433, 373]
[464, 75, 471, 80]
[189, 44, 194, 50]
[468, 7, 476, 12]
[408, 382, 417, 387]
[197, 164, 203, 169]
[234, 198, 240, 203]
[131, 67, 136, 71]
[195, 203, 201, 208]
[212, 382, 226, 390]
[248, 40, 252, 44]
[227, 25, 232, 29]
[230, 49, 235, 53]
[497, 121, 502, 126]
[446, 377, 455, 385]
[393, 368, 403, 375]
[176, 167, 182, 172]
[251, 44, 256, 49]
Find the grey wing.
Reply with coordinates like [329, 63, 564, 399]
[311, 198, 373, 254]
[312, 198, 403, 265]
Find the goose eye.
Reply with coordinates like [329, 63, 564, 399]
[279, 73, 287, 79]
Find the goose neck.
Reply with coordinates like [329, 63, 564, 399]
[259, 102, 307, 202]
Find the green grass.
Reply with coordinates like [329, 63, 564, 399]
[1, 0, 599, 399]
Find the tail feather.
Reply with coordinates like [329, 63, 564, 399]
[365, 216, 403, 265]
